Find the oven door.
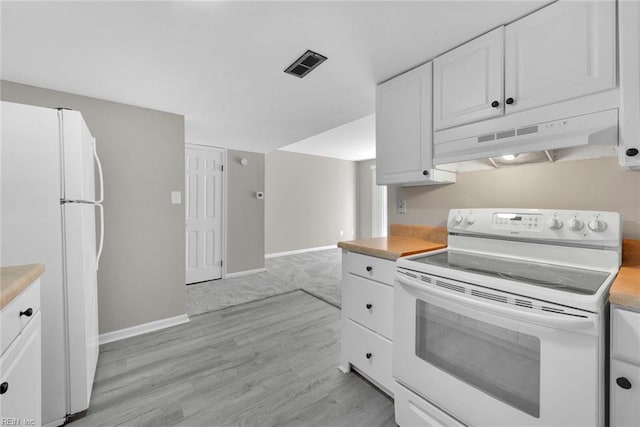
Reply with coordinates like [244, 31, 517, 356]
[393, 268, 604, 427]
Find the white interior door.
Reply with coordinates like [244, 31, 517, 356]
[185, 145, 223, 284]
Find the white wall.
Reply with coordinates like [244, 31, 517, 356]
[227, 149, 266, 273]
[265, 150, 357, 254]
[388, 157, 640, 239]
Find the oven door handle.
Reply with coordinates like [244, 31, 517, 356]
[396, 273, 595, 331]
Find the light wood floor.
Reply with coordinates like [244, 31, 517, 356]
[72, 290, 396, 427]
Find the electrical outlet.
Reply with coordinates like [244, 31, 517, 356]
[398, 199, 407, 214]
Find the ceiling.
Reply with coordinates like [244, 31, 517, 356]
[280, 114, 375, 161]
[1, 1, 548, 156]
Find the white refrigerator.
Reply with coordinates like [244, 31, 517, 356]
[1, 101, 103, 426]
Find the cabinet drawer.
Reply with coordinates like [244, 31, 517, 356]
[610, 359, 640, 427]
[395, 382, 465, 427]
[612, 307, 640, 363]
[343, 275, 393, 339]
[0, 311, 41, 426]
[343, 319, 394, 394]
[0, 280, 41, 355]
[344, 252, 395, 285]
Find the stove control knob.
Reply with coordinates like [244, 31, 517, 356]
[466, 215, 476, 225]
[547, 216, 563, 230]
[567, 217, 584, 231]
[452, 214, 463, 225]
[588, 218, 607, 233]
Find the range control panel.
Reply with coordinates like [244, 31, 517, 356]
[447, 208, 621, 245]
[492, 213, 542, 231]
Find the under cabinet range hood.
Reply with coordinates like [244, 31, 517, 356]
[433, 109, 619, 165]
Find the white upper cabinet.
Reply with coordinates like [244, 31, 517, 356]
[433, 0, 617, 135]
[376, 62, 455, 185]
[504, 0, 617, 114]
[619, 0, 640, 170]
[433, 27, 505, 130]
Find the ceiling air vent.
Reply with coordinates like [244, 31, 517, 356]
[284, 50, 327, 78]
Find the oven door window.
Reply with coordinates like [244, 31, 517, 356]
[416, 301, 540, 418]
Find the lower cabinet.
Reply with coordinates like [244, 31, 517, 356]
[339, 250, 396, 396]
[0, 279, 42, 427]
[610, 305, 640, 427]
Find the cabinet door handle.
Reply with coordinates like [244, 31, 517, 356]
[626, 148, 639, 157]
[366, 266, 373, 272]
[365, 353, 372, 360]
[491, 100, 500, 108]
[506, 97, 515, 105]
[366, 303, 372, 310]
[422, 170, 429, 176]
[19, 308, 33, 317]
[616, 377, 632, 390]
[0, 382, 8, 395]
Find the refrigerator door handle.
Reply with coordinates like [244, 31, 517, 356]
[93, 138, 104, 204]
[96, 203, 104, 270]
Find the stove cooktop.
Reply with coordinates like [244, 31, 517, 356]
[411, 250, 611, 295]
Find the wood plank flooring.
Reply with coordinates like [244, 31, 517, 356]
[71, 291, 396, 427]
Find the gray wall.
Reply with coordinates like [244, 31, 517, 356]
[1, 80, 186, 334]
[265, 150, 357, 254]
[388, 157, 640, 239]
[227, 149, 265, 273]
[357, 159, 376, 239]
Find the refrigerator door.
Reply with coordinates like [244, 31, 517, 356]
[62, 202, 99, 414]
[1, 101, 69, 425]
[61, 110, 98, 202]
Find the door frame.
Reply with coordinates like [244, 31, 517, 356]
[185, 143, 227, 280]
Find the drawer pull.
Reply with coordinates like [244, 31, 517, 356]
[366, 266, 373, 272]
[616, 377, 632, 390]
[365, 352, 372, 360]
[0, 382, 8, 395]
[19, 308, 33, 317]
[366, 303, 372, 310]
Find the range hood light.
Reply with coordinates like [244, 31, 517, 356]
[502, 154, 516, 161]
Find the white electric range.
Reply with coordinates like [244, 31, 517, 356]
[393, 208, 622, 427]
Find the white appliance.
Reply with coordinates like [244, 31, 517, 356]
[1, 101, 104, 426]
[393, 208, 621, 427]
[433, 108, 619, 165]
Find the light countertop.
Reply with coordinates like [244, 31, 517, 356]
[338, 224, 447, 261]
[0, 264, 45, 310]
[610, 240, 640, 310]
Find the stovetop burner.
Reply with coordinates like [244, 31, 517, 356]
[412, 250, 611, 295]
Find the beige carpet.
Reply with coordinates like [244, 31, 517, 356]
[186, 248, 342, 316]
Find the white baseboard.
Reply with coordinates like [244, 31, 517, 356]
[225, 268, 267, 279]
[265, 244, 337, 259]
[99, 314, 190, 345]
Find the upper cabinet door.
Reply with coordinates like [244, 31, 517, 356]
[376, 62, 432, 185]
[505, 1, 616, 114]
[433, 27, 504, 131]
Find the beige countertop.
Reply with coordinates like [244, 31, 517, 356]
[0, 264, 45, 310]
[338, 224, 447, 261]
[610, 240, 640, 310]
